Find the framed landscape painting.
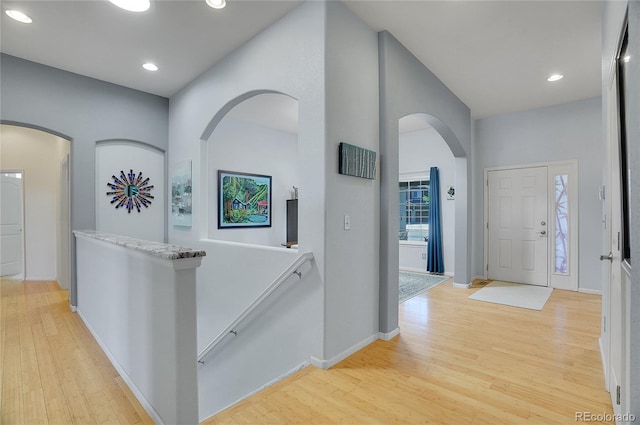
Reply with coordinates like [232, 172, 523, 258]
[218, 170, 272, 229]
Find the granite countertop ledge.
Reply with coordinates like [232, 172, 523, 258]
[73, 230, 207, 260]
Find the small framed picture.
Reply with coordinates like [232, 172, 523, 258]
[171, 160, 192, 226]
[446, 185, 455, 200]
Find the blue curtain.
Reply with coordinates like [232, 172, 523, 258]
[427, 167, 444, 273]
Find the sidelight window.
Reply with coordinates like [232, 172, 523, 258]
[554, 174, 569, 274]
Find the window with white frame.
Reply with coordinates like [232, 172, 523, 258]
[399, 179, 429, 242]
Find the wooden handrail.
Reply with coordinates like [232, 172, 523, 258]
[197, 251, 314, 364]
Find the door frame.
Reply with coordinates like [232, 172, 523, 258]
[1, 169, 26, 278]
[59, 155, 71, 290]
[483, 160, 579, 291]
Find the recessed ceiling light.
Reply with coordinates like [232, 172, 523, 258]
[109, 0, 150, 12]
[546, 74, 564, 82]
[5, 9, 32, 23]
[205, 0, 226, 9]
[143, 63, 158, 72]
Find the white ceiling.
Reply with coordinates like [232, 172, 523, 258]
[0, 0, 602, 122]
[345, 0, 602, 119]
[0, 0, 302, 97]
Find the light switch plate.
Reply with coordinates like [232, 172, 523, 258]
[344, 215, 351, 230]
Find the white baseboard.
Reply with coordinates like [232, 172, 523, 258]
[310, 334, 378, 370]
[578, 288, 602, 296]
[453, 281, 471, 289]
[24, 276, 57, 281]
[77, 309, 164, 425]
[378, 327, 400, 341]
[69, 303, 77, 313]
[399, 266, 426, 274]
[203, 361, 310, 422]
[399, 267, 453, 277]
[599, 336, 609, 391]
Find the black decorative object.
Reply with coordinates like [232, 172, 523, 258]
[106, 169, 154, 213]
[286, 199, 298, 245]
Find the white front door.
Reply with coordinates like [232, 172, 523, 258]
[1, 173, 24, 277]
[487, 167, 548, 286]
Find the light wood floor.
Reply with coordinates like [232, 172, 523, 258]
[1, 279, 153, 424]
[204, 279, 614, 425]
[2, 278, 614, 425]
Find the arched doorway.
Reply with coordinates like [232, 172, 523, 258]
[0, 124, 72, 289]
[201, 91, 299, 248]
[398, 113, 456, 276]
[379, 111, 469, 338]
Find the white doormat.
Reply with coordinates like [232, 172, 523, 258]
[468, 281, 552, 310]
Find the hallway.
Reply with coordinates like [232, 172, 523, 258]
[1, 278, 613, 424]
[0, 279, 151, 424]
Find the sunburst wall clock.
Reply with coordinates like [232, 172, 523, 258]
[106, 169, 154, 213]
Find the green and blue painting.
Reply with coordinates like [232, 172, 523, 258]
[218, 170, 271, 228]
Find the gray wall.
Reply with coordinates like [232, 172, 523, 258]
[474, 97, 603, 292]
[0, 54, 169, 305]
[323, 0, 380, 360]
[168, 1, 384, 416]
[167, 1, 351, 417]
[378, 31, 472, 334]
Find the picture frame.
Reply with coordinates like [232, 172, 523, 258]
[171, 160, 192, 226]
[446, 185, 455, 200]
[218, 170, 272, 229]
[338, 142, 377, 180]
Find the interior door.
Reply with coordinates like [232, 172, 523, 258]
[607, 81, 625, 418]
[1, 173, 24, 277]
[487, 167, 548, 286]
[605, 28, 629, 418]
